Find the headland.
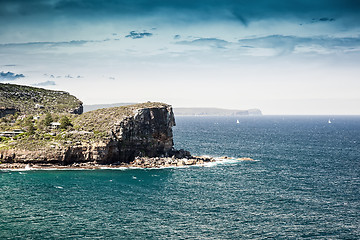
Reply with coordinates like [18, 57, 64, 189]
[0, 83, 217, 169]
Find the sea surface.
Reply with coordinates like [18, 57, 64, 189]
[1, 116, 359, 239]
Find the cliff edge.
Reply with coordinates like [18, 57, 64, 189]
[0, 102, 191, 166]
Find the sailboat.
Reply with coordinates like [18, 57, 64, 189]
[236, 119, 240, 124]
[328, 119, 332, 124]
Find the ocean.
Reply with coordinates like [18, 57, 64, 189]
[1, 116, 359, 239]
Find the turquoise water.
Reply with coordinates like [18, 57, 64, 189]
[1, 116, 359, 239]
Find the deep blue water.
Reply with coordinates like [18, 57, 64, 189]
[1, 116, 359, 239]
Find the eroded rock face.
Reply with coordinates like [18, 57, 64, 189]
[0, 103, 188, 165]
[107, 106, 175, 163]
[70, 105, 83, 115]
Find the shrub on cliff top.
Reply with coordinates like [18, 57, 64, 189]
[44, 113, 53, 126]
[60, 116, 72, 129]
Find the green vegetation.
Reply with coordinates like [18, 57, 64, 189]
[73, 102, 169, 133]
[26, 121, 36, 135]
[60, 116, 72, 129]
[0, 83, 82, 115]
[0, 101, 169, 151]
[0, 111, 106, 150]
[44, 113, 53, 126]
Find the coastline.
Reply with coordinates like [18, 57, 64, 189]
[0, 156, 255, 170]
[0, 156, 215, 170]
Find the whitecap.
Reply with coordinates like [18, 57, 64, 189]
[99, 167, 128, 170]
[6, 168, 33, 172]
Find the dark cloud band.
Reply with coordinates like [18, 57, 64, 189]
[1, 0, 359, 27]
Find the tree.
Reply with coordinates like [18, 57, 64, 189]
[27, 123, 36, 135]
[13, 112, 19, 120]
[44, 113, 53, 126]
[25, 118, 36, 135]
[60, 116, 72, 129]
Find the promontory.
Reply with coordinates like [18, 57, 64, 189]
[0, 83, 212, 169]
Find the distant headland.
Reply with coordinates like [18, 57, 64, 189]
[84, 103, 262, 116]
[173, 107, 262, 116]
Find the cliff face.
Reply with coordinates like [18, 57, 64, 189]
[0, 103, 186, 165]
[109, 106, 175, 163]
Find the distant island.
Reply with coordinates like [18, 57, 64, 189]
[84, 103, 262, 116]
[173, 107, 262, 116]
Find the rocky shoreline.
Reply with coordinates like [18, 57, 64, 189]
[0, 156, 256, 170]
[0, 156, 216, 170]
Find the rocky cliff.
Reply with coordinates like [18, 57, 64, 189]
[0, 102, 190, 165]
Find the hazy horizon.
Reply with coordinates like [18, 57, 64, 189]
[1, 0, 359, 115]
[82, 102, 360, 116]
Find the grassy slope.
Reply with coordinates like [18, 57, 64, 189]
[0, 102, 170, 151]
[0, 83, 82, 114]
[73, 102, 169, 133]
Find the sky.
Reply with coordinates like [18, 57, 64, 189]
[1, 0, 360, 115]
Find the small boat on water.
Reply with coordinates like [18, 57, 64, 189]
[236, 119, 240, 124]
[328, 119, 332, 124]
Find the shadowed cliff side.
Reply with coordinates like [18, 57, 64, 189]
[72, 102, 178, 163]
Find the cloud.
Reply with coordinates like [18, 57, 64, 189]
[237, 35, 360, 55]
[174, 35, 360, 57]
[230, 11, 248, 26]
[0, 38, 119, 51]
[125, 31, 153, 39]
[177, 38, 230, 49]
[33, 80, 56, 86]
[0, 40, 90, 48]
[0, 71, 25, 81]
[318, 17, 335, 22]
[174, 35, 181, 40]
[310, 17, 336, 23]
[3, 64, 17, 67]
